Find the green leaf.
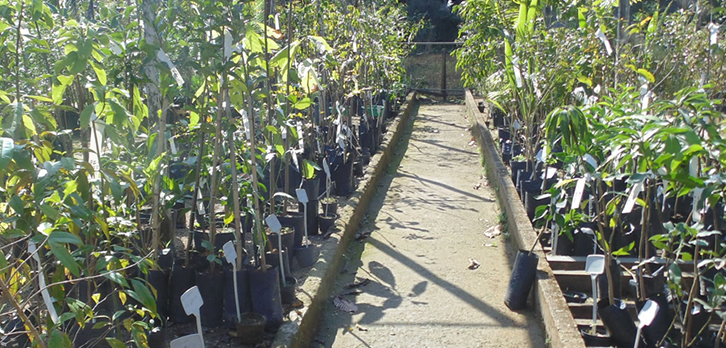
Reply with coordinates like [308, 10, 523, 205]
[130, 279, 157, 315]
[90, 61, 107, 85]
[669, 263, 682, 284]
[636, 68, 655, 83]
[189, 111, 199, 130]
[53, 76, 74, 105]
[50, 242, 80, 276]
[0, 250, 8, 280]
[48, 329, 73, 348]
[22, 114, 37, 137]
[103, 271, 129, 287]
[79, 104, 94, 129]
[106, 338, 127, 348]
[49, 231, 82, 245]
[9, 195, 24, 215]
[0, 138, 15, 169]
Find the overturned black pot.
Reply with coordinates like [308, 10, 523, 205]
[597, 298, 637, 347]
[504, 250, 539, 310]
[250, 265, 283, 332]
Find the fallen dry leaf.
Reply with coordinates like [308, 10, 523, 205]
[483, 243, 497, 247]
[484, 225, 501, 239]
[468, 139, 476, 146]
[468, 259, 481, 270]
[473, 182, 482, 190]
[333, 296, 358, 313]
[356, 324, 368, 332]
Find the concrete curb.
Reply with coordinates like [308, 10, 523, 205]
[464, 90, 586, 348]
[272, 92, 418, 348]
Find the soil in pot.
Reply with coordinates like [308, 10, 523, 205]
[580, 327, 612, 347]
[504, 250, 539, 310]
[223, 267, 252, 328]
[249, 265, 283, 332]
[235, 312, 267, 345]
[597, 298, 638, 347]
[168, 262, 197, 323]
[278, 212, 305, 252]
[318, 213, 338, 234]
[280, 277, 298, 305]
[267, 227, 295, 266]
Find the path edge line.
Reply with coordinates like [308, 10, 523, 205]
[464, 90, 586, 348]
[272, 92, 418, 348]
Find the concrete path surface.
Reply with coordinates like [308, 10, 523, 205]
[315, 103, 545, 347]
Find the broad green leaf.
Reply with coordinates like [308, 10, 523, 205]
[48, 329, 73, 348]
[637, 68, 655, 83]
[53, 76, 74, 105]
[22, 114, 37, 137]
[106, 338, 127, 348]
[189, 111, 200, 130]
[49, 231, 82, 245]
[130, 279, 157, 315]
[9, 195, 23, 215]
[0, 138, 14, 169]
[90, 61, 107, 85]
[0, 250, 8, 280]
[103, 271, 128, 287]
[50, 242, 80, 276]
[79, 104, 94, 129]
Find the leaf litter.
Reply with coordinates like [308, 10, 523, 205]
[484, 225, 501, 238]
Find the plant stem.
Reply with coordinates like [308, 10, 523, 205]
[229, 92, 244, 270]
[207, 81, 226, 274]
[0, 276, 46, 348]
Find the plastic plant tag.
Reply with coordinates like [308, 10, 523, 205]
[89, 120, 103, 178]
[281, 126, 287, 140]
[28, 241, 58, 324]
[634, 300, 660, 348]
[169, 137, 178, 154]
[224, 30, 232, 61]
[296, 188, 309, 204]
[595, 28, 613, 56]
[623, 182, 644, 214]
[170, 334, 204, 348]
[585, 254, 605, 275]
[297, 123, 305, 149]
[196, 189, 206, 215]
[158, 49, 184, 86]
[689, 156, 698, 177]
[181, 286, 204, 317]
[512, 57, 523, 88]
[692, 187, 704, 223]
[709, 23, 720, 46]
[223, 241, 236, 264]
[323, 158, 331, 178]
[583, 154, 597, 171]
[265, 214, 282, 234]
[571, 177, 587, 210]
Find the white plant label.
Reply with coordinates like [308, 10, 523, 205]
[692, 187, 704, 222]
[157, 49, 185, 86]
[196, 189, 206, 215]
[291, 150, 299, 170]
[181, 286, 203, 316]
[274, 14, 280, 31]
[297, 122, 305, 149]
[265, 214, 282, 234]
[535, 147, 545, 163]
[281, 126, 287, 140]
[595, 28, 613, 56]
[89, 120, 104, 179]
[512, 119, 522, 131]
[323, 158, 331, 177]
[296, 188, 309, 204]
[583, 154, 597, 171]
[512, 57, 523, 88]
[689, 156, 698, 177]
[28, 241, 58, 324]
[571, 177, 587, 210]
[223, 241, 237, 264]
[224, 30, 232, 61]
[623, 182, 644, 214]
[169, 137, 178, 154]
[170, 333, 204, 348]
[240, 109, 251, 140]
[708, 23, 720, 46]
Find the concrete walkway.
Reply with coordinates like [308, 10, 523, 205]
[315, 103, 545, 347]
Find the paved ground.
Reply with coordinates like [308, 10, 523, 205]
[315, 103, 545, 348]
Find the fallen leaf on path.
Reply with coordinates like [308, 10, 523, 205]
[468, 139, 476, 146]
[484, 225, 501, 238]
[473, 182, 482, 190]
[344, 278, 371, 289]
[483, 243, 497, 247]
[431, 129, 439, 133]
[356, 324, 368, 332]
[468, 259, 481, 270]
[333, 296, 358, 313]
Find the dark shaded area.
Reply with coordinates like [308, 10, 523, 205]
[407, 0, 461, 47]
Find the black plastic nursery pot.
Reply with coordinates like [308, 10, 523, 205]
[524, 189, 548, 221]
[321, 201, 337, 216]
[360, 147, 371, 165]
[169, 262, 197, 323]
[223, 268, 252, 328]
[598, 259, 622, 301]
[299, 201, 320, 236]
[354, 160, 364, 177]
[497, 127, 510, 140]
[197, 270, 224, 327]
[333, 160, 354, 196]
[147, 270, 169, 323]
[250, 265, 283, 332]
[318, 213, 338, 234]
[572, 229, 597, 256]
[265, 249, 290, 278]
[302, 177, 320, 201]
[278, 212, 305, 251]
[580, 327, 612, 347]
[294, 245, 319, 268]
[504, 250, 539, 310]
[554, 232, 574, 255]
[236, 312, 267, 345]
[280, 276, 298, 305]
[563, 291, 588, 303]
[636, 293, 671, 347]
[597, 298, 638, 348]
[267, 229, 295, 266]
